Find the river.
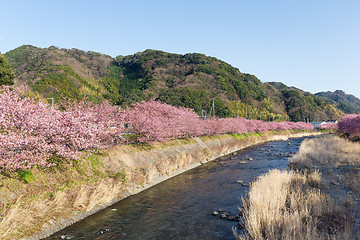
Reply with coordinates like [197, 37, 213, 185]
[46, 136, 311, 240]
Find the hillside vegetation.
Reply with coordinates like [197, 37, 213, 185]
[264, 82, 344, 122]
[0, 54, 15, 85]
[316, 90, 360, 114]
[5, 45, 346, 121]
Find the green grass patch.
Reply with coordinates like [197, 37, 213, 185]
[121, 133, 138, 142]
[19, 170, 34, 184]
[112, 171, 127, 182]
[230, 132, 263, 140]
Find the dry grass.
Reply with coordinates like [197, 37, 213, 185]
[238, 135, 360, 240]
[0, 152, 132, 240]
[0, 179, 125, 239]
[291, 135, 360, 195]
[237, 169, 352, 240]
[290, 135, 360, 169]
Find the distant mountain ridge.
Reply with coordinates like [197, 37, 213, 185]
[3, 45, 348, 121]
[315, 90, 360, 114]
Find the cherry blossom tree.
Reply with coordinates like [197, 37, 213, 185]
[0, 87, 124, 170]
[0, 87, 314, 171]
[338, 114, 360, 139]
[122, 101, 313, 142]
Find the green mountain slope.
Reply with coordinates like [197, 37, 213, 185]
[265, 82, 343, 121]
[315, 90, 360, 114]
[5, 45, 112, 102]
[105, 50, 269, 117]
[5, 45, 344, 121]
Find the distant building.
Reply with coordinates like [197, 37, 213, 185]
[326, 120, 338, 123]
[311, 121, 326, 128]
[310, 120, 338, 128]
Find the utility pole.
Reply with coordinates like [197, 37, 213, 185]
[201, 109, 206, 119]
[47, 98, 54, 108]
[212, 98, 215, 117]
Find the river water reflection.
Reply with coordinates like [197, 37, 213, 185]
[47, 136, 312, 240]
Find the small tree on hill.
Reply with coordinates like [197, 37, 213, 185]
[0, 54, 15, 85]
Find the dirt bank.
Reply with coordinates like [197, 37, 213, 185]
[0, 131, 320, 240]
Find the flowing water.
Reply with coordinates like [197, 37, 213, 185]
[46, 136, 312, 240]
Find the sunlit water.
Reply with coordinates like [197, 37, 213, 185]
[46, 137, 312, 240]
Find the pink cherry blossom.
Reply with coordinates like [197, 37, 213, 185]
[0, 87, 314, 171]
[338, 114, 360, 139]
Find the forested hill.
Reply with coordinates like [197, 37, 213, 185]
[4, 45, 113, 103]
[263, 82, 343, 122]
[4, 45, 345, 121]
[315, 90, 360, 114]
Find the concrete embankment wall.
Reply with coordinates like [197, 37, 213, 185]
[24, 131, 321, 240]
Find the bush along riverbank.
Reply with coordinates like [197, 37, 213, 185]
[0, 130, 319, 240]
[236, 134, 360, 240]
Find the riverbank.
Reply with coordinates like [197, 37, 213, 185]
[0, 130, 321, 240]
[237, 134, 358, 239]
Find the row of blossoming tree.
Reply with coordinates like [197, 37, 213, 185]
[0, 87, 313, 171]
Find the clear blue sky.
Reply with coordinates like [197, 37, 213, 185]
[1, 0, 360, 97]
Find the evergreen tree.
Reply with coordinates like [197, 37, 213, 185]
[0, 54, 15, 85]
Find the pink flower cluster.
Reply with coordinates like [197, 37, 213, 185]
[338, 114, 360, 139]
[0, 88, 313, 171]
[0, 87, 123, 170]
